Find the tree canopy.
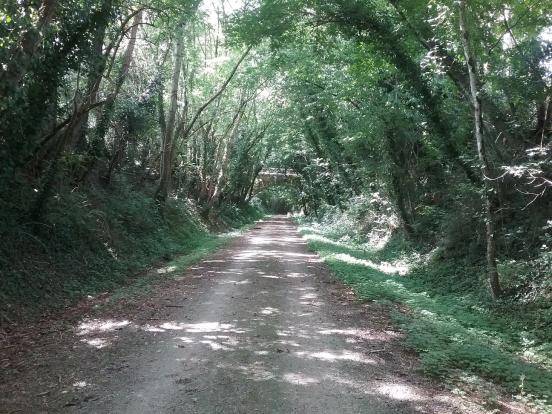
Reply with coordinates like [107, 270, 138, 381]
[1, 0, 552, 407]
[1, 0, 551, 384]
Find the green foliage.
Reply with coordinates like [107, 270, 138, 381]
[1, 3, 551, 406]
[0, 0, 271, 322]
[299, 217, 552, 411]
[253, 184, 301, 214]
[0, 179, 261, 320]
[217, 203, 264, 227]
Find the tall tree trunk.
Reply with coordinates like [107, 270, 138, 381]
[459, 0, 501, 298]
[245, 165, 263, 202]
[208, 96, 252, 207]
[156, 23, 186, 203]
[96, 10, 143, 146]
[26, 0, 115, 220]
[69, 0, 114, 151]
[97, 11, 143, 184]
[156, 45, 252, 203]
[385, 128, 416, 236]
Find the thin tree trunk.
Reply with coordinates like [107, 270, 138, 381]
[156, 23, 186, 203]
[180, 46, 252, 140]
[96, 10, 143, 144]
[69, 0, 114, 151]
[388, 0, 513, 146]
[459, 0, 501, 298]
[157, 45, 252, 203]
[245, 165, 263, 202]
[209, 108, 244, 207]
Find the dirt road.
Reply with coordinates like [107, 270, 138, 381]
[1, 216, 485, 413]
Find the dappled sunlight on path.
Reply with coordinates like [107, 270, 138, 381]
[2, 217, 489, 413]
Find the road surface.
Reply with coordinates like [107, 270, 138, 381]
[1, 216, 483, 413]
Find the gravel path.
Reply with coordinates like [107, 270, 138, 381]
[1, 216, 488, 413]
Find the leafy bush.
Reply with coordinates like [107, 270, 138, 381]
[297, 193, 399, 247]
[218, 203, 264, 227]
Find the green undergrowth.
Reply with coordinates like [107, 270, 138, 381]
[298, 222, 552, 412]
[108, 220, 258, 302]
[0, 182, 262, 323]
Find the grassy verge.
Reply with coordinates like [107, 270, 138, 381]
[109, 217, 260, 302]
[0, 181, 263, 323]
[298, 222, 552, 413]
